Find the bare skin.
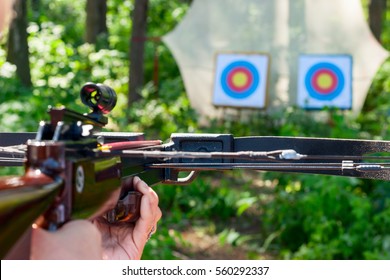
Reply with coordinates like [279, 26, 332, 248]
[31, 177, 162, 260]
[95, 176, 162, 260]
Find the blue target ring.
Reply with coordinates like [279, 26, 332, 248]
[305, 62, 345, 101]
[220, 61, 260, 99]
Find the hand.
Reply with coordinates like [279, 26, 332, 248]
[93, 176, 162, 260]
[30, 220, 103, 260]
[31, 176, 162, 260]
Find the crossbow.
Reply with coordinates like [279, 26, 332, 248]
[0, 83, 389, 259]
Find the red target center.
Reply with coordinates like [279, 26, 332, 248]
[227, 67, 253, 93]
[311, 69, 338, 94]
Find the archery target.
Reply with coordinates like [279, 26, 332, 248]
[213, 53, 269, 108]
[298, 55, 352, 109]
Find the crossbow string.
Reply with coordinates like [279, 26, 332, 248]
[1, 143, 389, 175]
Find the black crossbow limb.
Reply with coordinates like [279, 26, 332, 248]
[0, 83, 389, 259]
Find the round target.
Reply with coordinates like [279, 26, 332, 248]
[220, 61, 260, 99]
[305, 62, 345, 101]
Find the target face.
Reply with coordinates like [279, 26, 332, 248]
[305, 62, 344, 100]
[213, 53, 269, 108]
[298, 55, 352, 109]
[221, 61, 259, 99]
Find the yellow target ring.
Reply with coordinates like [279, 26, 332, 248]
[316, 73, 333, 90]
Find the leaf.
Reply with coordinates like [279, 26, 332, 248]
[236, 197, 257, 216]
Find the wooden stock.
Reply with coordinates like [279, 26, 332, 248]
[0, 172, 63, 259]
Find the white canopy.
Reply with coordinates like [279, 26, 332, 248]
[162, 0, 388, 118]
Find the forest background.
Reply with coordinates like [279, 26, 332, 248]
[0, 0, 389, 259]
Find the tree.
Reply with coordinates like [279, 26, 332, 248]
[128, 0, 149, 105]
[368, 0, 387, 42]
[7, 0, 31, 87]
[85, 0, 108, 46]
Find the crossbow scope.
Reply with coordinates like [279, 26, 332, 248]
[45, 83, 118, 129]
[80, 82, 117, 114]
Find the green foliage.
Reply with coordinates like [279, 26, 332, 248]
[106, 0, 133, 52]
[144, 172, 261, 259]
[380, 2, 390, 50]
[261, 174, 390, 259]
[156, 174, 247, 221]
[119, 78, 198, 140]
[28, 0, 86, 46]
[359, 58, 390, 139]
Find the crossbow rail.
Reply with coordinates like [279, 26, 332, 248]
[1, 133, 389, 181]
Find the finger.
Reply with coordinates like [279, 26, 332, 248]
[133, 176, 159, 221]
[134, 177, 159, 229]
[151, 207, 163, 233]
[131, 177, 160, 246]
[148, 207, 162, 234]
[155, 207, 162, 225]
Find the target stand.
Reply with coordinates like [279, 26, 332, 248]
[212, 52, 270, 109]
[297, 54, 353, 110]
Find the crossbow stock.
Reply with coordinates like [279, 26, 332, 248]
[0, 83, 389, 259]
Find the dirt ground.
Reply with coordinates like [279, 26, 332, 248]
[173, 226, 277, 260]
[172, 172, 278, 260]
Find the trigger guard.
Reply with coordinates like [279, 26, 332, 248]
[106, 191, 142, 223]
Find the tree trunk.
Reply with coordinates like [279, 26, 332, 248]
[368, 0, 386, 42]
[85, 0, 108, 45]
[7, 0, 32, 87]
[128, 0, 149, 105]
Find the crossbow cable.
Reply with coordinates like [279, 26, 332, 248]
[97, 134, 390, 182]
